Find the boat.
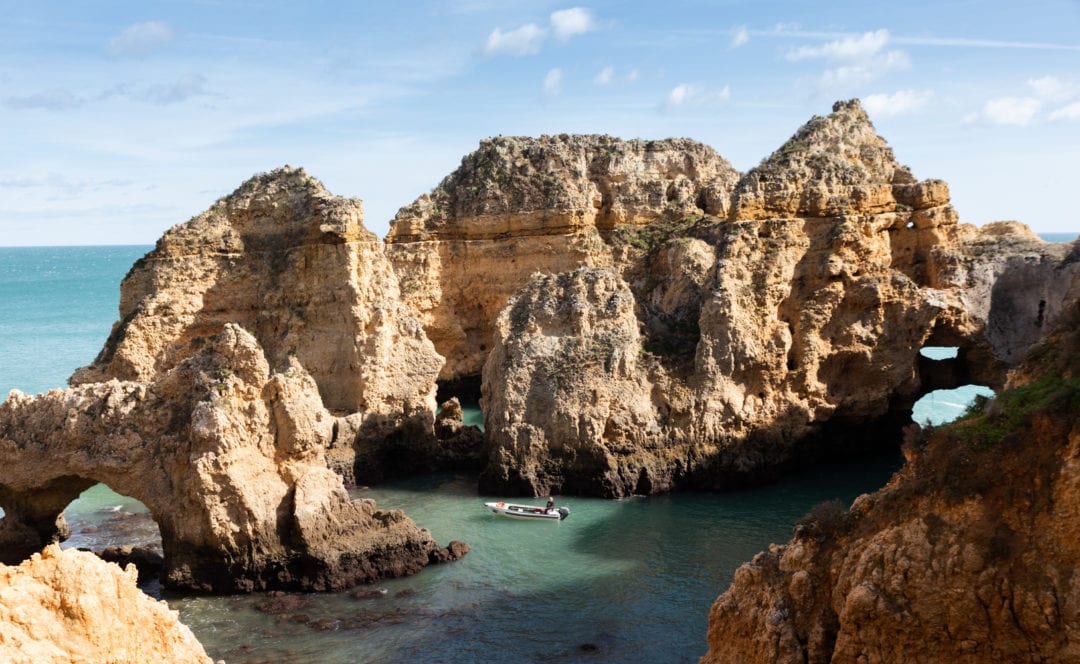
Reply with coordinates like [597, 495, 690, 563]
[484, 501, 570, 521]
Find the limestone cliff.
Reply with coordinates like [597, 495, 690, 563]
[72, 166, 442, 455]
[702, 300, 1080, 664]
[480, 100, 999, 497]
[0, 544, 214, 664]
[481, 268, 663, 495]
[386, 134, 740, 380]
[0, 325, 464, 593]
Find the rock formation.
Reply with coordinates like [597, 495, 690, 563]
[480, 100, 1018, 497]
[50, 101, 1080, 505]
[0, 325, 465, 593]
[481, 268, 663, 495]
[0, 544, 214, 664]
[72, 166, 443, 462]
[701, 298, 1080, 664]
[386, 134, 741, 380]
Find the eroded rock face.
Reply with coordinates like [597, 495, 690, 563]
[72, 166, 442, 445]
[702, 303, 1080, 664]
[386, 134, 741, 380]
[0, 545, 213, 664]
[479, 100, 991, 497]
[0, 325, 463, 592]
[926, 221, 1080, 375]
[481, 268, 663, 495]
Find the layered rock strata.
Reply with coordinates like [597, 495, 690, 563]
[386, 134, 741, 380]
[702, 300, 1080, 664]
[0, 325, 464, 592]
[72, 166, 442, 453]
[481, 100, 1002, 497]
[0, 544, 214, 664]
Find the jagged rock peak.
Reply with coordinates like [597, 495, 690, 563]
[387, 133, 741, 242]
[155, 165, 373, 254]
[730, 98, 949, 220]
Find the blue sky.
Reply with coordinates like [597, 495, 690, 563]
[2, 0, 1078, 245]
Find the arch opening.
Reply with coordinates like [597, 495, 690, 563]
[0, 478, 162, 588]
[913, 344, 996, 426]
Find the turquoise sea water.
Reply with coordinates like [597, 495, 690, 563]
[0, 242, 1055, 662]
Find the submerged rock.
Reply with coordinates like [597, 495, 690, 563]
[0, 544, 214, 664]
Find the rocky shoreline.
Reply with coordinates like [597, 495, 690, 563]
[1, 98, 1078, 659]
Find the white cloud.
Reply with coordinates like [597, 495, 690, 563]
[787, 29, 890, 62]
[550, 7, 595, 41]
[862, 89, 932, 118]
[1028, 75, 1078, 103]
[785, 29, 909, 93]
[626, 68, 639, 83]
[967, 97, 1042, 126]
[107, 21, 174, 57]
[484, 7, 598, 56]
[730, 26, 749, 49]
[662, 83, 730, 111]
[143, 74, 210, 105]
[543, 68, 563, 97]
[594, 65, 614, 86]
[1049, 101, 1080, 121]
[4, 89, 83, 111]
[817, 50, 910, 90]
[484, 23, 547, 56]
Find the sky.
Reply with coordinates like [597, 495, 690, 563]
[2, 0, 1079, 246]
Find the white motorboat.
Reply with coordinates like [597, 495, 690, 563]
[484, 501, 570, 521]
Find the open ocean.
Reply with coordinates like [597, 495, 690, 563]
[0, 236, 1073, 662]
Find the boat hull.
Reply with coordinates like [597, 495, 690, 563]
[484, 501, 569, 521]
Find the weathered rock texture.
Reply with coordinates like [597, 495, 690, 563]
[702, 300, 1080, 664]
[72, 166, 442, 447]
[0, 325, 464, 592]
[0, 544, 213, 664]
[479, 100, 1080, 497]
[386, 134, 740, 380]
[481, 268, 663, 495]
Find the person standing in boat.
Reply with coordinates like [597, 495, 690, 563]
[545, 496, 555, 513]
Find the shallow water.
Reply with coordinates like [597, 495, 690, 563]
[0, 244, 1022, 662]
[158, 457, 899, 664]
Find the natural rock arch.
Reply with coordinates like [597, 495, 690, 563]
[0, 325, 462, 592]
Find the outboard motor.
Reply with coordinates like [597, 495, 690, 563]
[558, 507, 571, 520]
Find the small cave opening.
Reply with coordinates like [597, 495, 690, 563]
[436, 375, 484, 431]
[61, 483, 163, 591]
[913, 346, 995, 426]
[0, 481, 163, 592]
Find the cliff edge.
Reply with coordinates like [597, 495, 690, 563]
[702, 300, 1080, 663]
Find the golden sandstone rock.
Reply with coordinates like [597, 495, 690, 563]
[702, 300, 1080, 664]
[0, 325, 463, 592]
[0, 545, 215, 664]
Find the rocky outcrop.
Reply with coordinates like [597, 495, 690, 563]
[702, 300, 1080, 664]
[926, 221, 1080, 376]
[386, 135, 741, 380]
[481, 268, 663, 495]
[72, 166, 443, 455]
[0, 325, 465, 593]
[479, 100, 997, 497]
[0, 544, 214, 664]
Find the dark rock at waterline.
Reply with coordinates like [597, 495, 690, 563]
[97, 545, 164, 583]
[429, 540, 470, 563]
[349, 587, 388, 600]
[254, 592, 312, 614]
